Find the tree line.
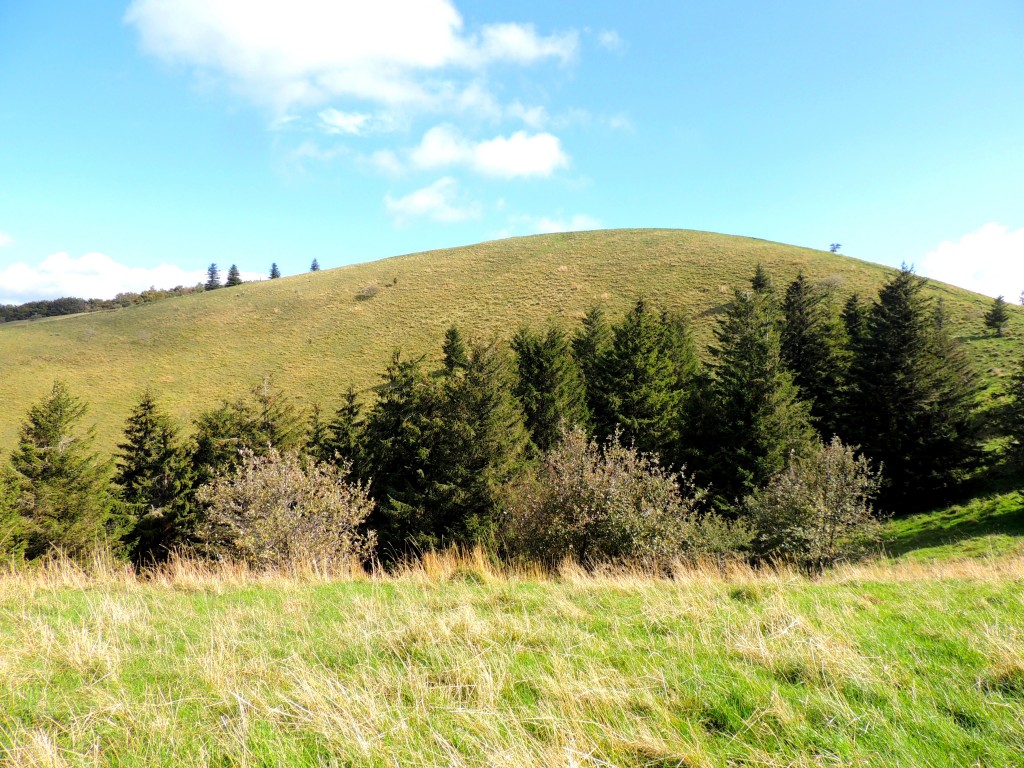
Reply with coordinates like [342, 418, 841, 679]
[1, 265, 1019, 571]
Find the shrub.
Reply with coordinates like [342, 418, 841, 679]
[503, 426, 748, 567]
[196, 449, 376, 569]
[355, 283, 380, 301]
[745, 437, 883, 573]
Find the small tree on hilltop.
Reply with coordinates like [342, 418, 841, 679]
[441, 325, 469, 375]
[310, 259, 320, 272]
[225, 264, 242, 287]
[205, 263, 221, 291]
[984, 295, 1009, 337]
[270, 263, 281, 279]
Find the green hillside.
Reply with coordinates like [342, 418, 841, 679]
[1, 229, 1019, 452]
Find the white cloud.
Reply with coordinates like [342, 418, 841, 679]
[125, 0, 577, 112]
[0, 230, 12, 248]
[0, 252, 265, 305]
[919, 222, 1024, 299]
[368, 149, 404, 175]
[409, 124, 569, 178]
[317, 108, 370, 135]
[384, 177, 481, 225]
[596, 30, 625, 52]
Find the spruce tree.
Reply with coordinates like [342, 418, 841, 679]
[846, 267, 980, 506]
[10, 381, 115, 557]
[225, 264, 242, 286]
[205, 263, 221, 290]
[324, 386, 364, 469]
[269, 263, 281, 279]
[595, 298, 697, 456]
[114, 391, 193, 562]
[441, 325, 469, 374]
[703, 286, 815, 505]
[984, 295, 1009, 337]
[781, 273, 848, 437]
[1004, 356, 1024, 466]
[572, 305, 613, 431]
[512, 326, 589, 453]
[0, 466, 24, 558]
[750, 263, 774, 295]
[310, 259, 321, 272]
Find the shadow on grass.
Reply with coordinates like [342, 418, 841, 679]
[883, 488, 1024, 558]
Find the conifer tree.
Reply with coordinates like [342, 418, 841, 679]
[702, 285, 815, 505]
[572, 305, 613, 431]
[845, 267, 980, 506]
[1004, 356, 1024, 466]
[441, 325, 469, 374]
[225, 264, 242, 286]
[0, 466, 24, 558]
[306, 403, 329, 461]
[841, 293, 870, 354]
[205, 263, 221, 290]
[114, 391, 193, 562]
[750, 263, 774, 295]
[323, 386, 364, 469]
[512, 326, 589, 453]
[270, 263, 281, 279]
[310, 258, 321, 272]
[10, 381, 115, 557]
[595, 298, 697, 456]
[781, 273, 848, 437]
[984, 295, 1009, 337]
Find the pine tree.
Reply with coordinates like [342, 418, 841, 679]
[702, 287, 815, 505]
[512, 326, 589, 453]
[10, 381, 115, 557]
[269, 263, 281, 279]
[205, 263, 221, 290]
[310, 259, 321, 272]
[984, 295, 1009, 337]
[114, 391, 193, 562]
[225, 264, 242, 286]
[751, 263, 774, 295]
[595, 298, 697, 456]
[0, 466, 24, 558]
[572, 305, 613, 431]
[1005, 356, 1024, 466]
[846, 267, 980, 506]
[441, 325, 469, 374]
[324, 386, 364, 469]
[781, 273, 848, 437]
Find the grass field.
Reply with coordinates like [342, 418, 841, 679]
[1, 229, 1019, 453]
[1, 551, 1023, 768]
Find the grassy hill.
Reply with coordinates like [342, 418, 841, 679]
[1, 228, 1019, 453]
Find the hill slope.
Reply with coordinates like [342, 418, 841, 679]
[0, 229, 1018, 452]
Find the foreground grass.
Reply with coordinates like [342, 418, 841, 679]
[1, 555, 1023, 767]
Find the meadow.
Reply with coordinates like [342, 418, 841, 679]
[1, 229, 1018, 453]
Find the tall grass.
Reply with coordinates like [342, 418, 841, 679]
[2, 550, 1022, 766]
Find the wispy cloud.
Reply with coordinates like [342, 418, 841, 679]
[919, 222, 1024, 299]
[0, 230, 12, 248]
[384, 177, 481, 225]
[409, 125, 569, 178]
[0, 252, 261, 305]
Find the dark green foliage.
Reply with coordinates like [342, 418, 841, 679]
[593, 298, 698, 456]
[114, 391, 193, 562]
[845, 268, 981, 507]
[841, 294, 870, 354]
[0, 466, 24, 558]
[192, 377, 305, 484]
[205, 263, 221, 291]
[360, 353, 446, 553]
[225, 264, 242, 287]
[984, 295, 1009, 337]
[441, 325, 469, 374]
[572, 305, 613, 429]
[701, 284, 815, 505]
[1005, 357, 1024, 466]
[750, 263, 774, 295]
[9, 381, 115, 557]
[512, 325, 589, 452]
[270, 263, 281, 279]
[781, 273, 848, 437]
[322, 387, 364, 469]
[310, 259, 321, 272]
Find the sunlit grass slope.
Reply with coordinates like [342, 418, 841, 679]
[1, 229, 1019, 452]
[1, 555, 1023, 767]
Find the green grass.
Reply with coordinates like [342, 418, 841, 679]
[883, 487, 1024, 561]
[1, 229, 1020, 453]
[1, 556, 1023, 767]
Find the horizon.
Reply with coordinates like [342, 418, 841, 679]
[1, 1, 1022, 304]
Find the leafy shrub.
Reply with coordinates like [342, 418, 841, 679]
[503, 426, 748, 566]
[355, 283, 380, 301]
[745, 437, 883, 573]
[196, 449, 376, 569]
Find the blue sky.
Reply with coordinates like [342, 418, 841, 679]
[1, 0, 1022, 304]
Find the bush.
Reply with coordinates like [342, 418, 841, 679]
[355, 283, 380, 301]
[196, 449, 376, 569]
[503, 426, 748, 567]
[745, 437, 883, 573]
